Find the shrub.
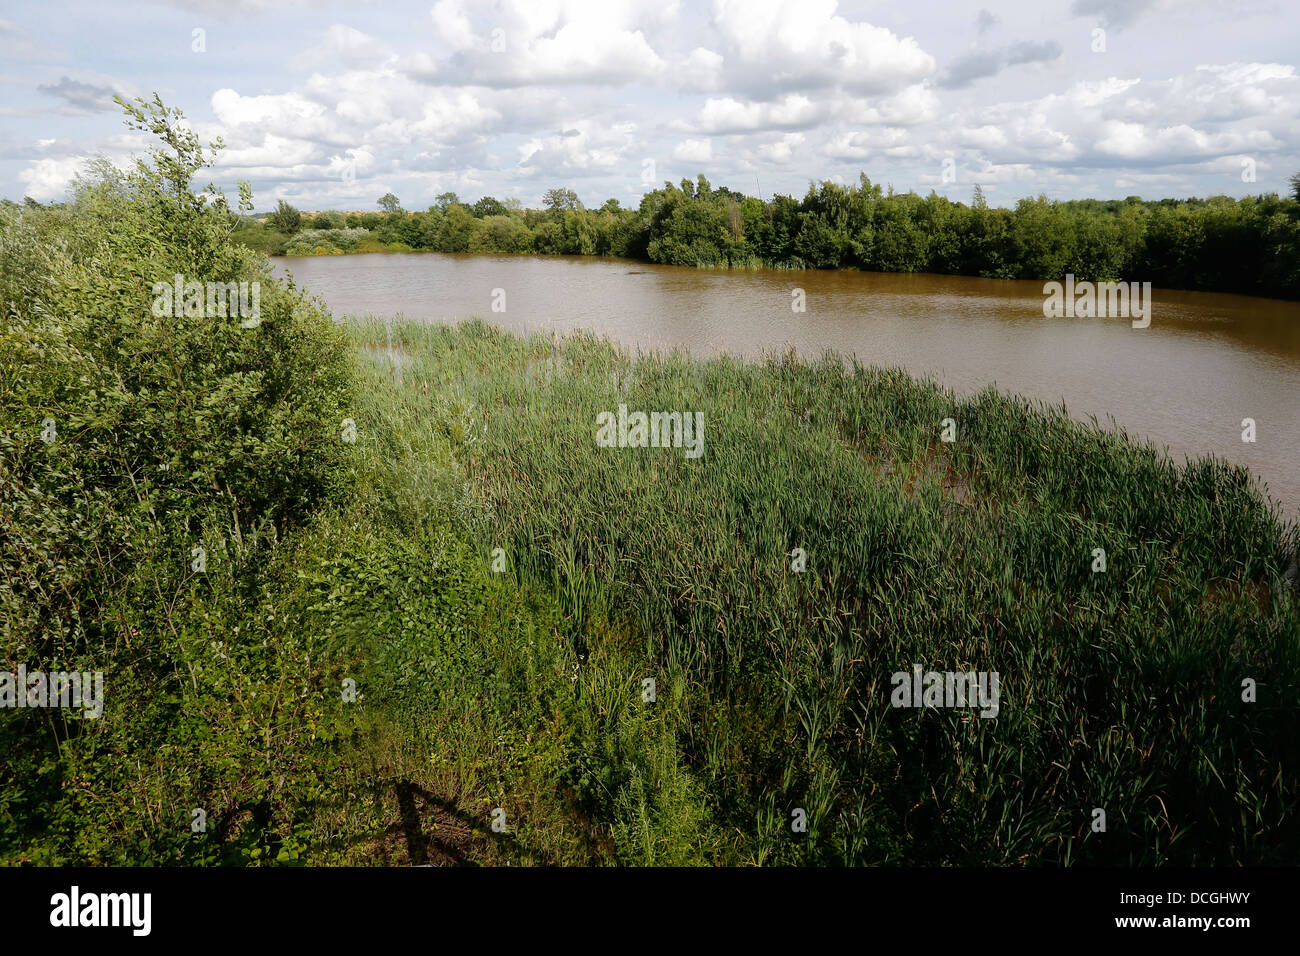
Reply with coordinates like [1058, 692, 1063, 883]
[284, 227, 369, 255]
[470, 215, 535, 254]
[0, 95, 358, 859]
[266, 199, 302, 233]
[312, 210, 347, 230]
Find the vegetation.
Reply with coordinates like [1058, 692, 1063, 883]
[424, 320, 1299, 865]
[266, 199, 302, 234]
[3, 96, 1298, 866]
[222, 173, 1300, 300]
[283, 227, 372, 256]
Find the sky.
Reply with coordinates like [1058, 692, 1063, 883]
[1, 0, 1298, 211]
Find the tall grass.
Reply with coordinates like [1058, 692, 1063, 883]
[351, 316, 1300, 865]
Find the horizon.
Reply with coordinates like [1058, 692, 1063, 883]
[210, 178, 1300, 217]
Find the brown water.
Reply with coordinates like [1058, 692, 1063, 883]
[273, 252, 1300, 516]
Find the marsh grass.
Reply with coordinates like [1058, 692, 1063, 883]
[349, 316, 1300, 865]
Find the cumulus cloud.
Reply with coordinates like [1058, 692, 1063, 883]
[18, 155, 92, 200]
[710, 0, 935, 97]
[754, 132, 803, 164]
[689, 94, 825, 134]
[4, 0, 1298, 207]
[823, 127, 913, 161]
[840, 85, 941, 127]
[1093, 120, 1277, 161]
[672, 137, 713, 163]
[928, 63, 1298, 180]
[517, 119, 638, 176]
[290, 25, 392, 71]
[674, 47, 725, 93]
[425, 0, 671, 87]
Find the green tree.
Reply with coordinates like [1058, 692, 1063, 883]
[267, 199, 302, 233]
[471, 214, 535, 253]
[1008, 195, 1074, 279]
[377, 192, 402, 213]
[434, 203, 480, 252]
[470, 196, 509, 218]
[543, 187, 582, 215]
[313, 210, 347, 230]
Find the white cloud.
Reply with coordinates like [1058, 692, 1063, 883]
[711, 0, 935, 96]
[690, 94, 825, 133]
[674, 47, 724, 92]
[427, 0, 672, 87]
[290, 25, 391, 71]
[839, 84, 942, 127]
[754, 132, 804, 163]
[955, 125, 1008, 151]
[430, 0, 477, 51]
[823, 127, 912, 161]
[1094, 120, 1276, 160]
[18, 155, 91, 200]
[672, 137, 712, 163]
[517, 119, 638, 175]
[5, 1, 1298, 207]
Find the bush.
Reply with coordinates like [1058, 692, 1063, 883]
[283, 227, 369, 255]
[0, 95, 358, 860]
[312, 211, 347, 230]
[470, 215, 534, 253]
[266, 199, 302, 233]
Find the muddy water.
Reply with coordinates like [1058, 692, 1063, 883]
[273, 252, 1300, 515]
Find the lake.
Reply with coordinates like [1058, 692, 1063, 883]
[273, 252, 1300, 516]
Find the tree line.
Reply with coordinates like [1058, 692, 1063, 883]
[233, 172, 1300, 298]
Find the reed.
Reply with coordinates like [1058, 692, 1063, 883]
[347, 315, 1299, 864]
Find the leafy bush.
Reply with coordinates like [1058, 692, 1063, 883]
[283, 227, 369, 255]
[266, 199, 302, 233]
[312, 211, 347, 230]
[470, 215, 534, 253]
[0, 94, 358, 860]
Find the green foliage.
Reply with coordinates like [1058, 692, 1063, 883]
[6, 88, 1297, 864]
[0, 95, 360, 863]
[470, 196, 509, 218]
[230, 175, 1300, 298]
[431, 204, 477, 252]
[418, 319, 1299, 866]
[0, 94, 721, 867]
[542, 187, 582, 215]
[283, 227, 370, 255]
[312, 211, 347, 230]
[230, 223, 290, 256]
[267, 199, 302, 234]
[470, 215, 533, 253]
